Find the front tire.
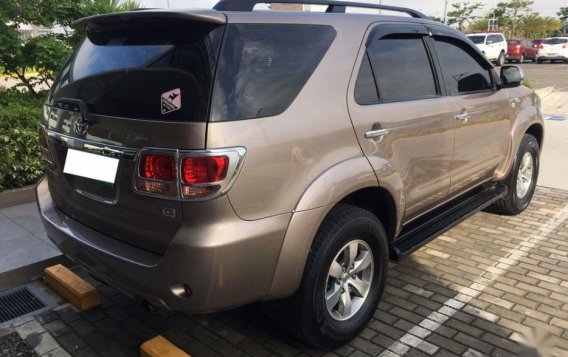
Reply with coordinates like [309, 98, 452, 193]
[296, 205, 388, 348]
[496, 51, 505, 66]
[490, 134, 539, 215]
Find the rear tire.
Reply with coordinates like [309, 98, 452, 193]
[490, 134, 539, 215]
[296, 205, 388, 348]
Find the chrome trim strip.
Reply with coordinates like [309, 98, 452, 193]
[47, 131, 138, 160]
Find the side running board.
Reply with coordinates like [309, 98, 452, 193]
[391, 183, 508, 261]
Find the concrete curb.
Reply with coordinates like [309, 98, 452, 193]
[0, 184, 37, 209]
[535, 86, 554, 100]
[0, 255, 70, 291]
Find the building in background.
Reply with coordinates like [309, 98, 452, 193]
[17, 24, 53, 40]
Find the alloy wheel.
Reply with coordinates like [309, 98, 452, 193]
[324, 240, 374, 321]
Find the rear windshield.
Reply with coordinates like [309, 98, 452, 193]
[211, 24, 336, 121]
[544, 38, 568, 45]
[507, 40, 520, 45]
[49, 19, 223, 122]
[467, 35, 486, 44]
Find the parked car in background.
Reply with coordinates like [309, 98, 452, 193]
[532, 38, 545, 49]
[506, 38, 538, 63]
[536, 37, 568, 63]
[466, 32, 507, 66]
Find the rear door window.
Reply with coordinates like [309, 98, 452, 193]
[211, 24, 336, 121]
[362, 35, 438, 103]
[433, 37, 493, 95]
[354, 53, 379, 104]
[487, 35, 501, 44]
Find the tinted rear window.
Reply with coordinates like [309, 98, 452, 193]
[365, 36, 438, 103]
[544, 38, 568, 45]
[49, 19, 223, 122]
[507, 40, 520, 45]
[211, 24, 336, 121]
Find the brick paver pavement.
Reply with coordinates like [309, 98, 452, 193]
[7, 187, 568, 357]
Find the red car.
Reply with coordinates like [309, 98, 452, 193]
[506, 38, 539, 63]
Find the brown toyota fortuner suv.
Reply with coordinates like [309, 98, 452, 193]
[37, 0, 544, 347]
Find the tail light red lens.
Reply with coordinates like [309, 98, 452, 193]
[140, 154, 176, 181]
[134, 147, 245, 199]
[181, 156, 229, 184]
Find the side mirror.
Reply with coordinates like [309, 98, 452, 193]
[500, 65, 524, 88]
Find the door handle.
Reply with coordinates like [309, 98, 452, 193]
[364, 128, 389, 139]
[455, 112, 470, 121]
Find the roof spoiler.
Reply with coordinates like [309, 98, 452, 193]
[72, 9, 226, 30]
[213, 0, 429, 18]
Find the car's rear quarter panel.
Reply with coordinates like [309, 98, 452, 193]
[207, 13, 375, 221]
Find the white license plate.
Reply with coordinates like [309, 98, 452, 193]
[63, 149, 119, 184]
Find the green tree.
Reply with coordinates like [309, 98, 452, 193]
[468, 18, 489, 32]
[558, 7, 568, 34]
[499, 0, 534, 37]
[447, 2, 483, 32]
[429, 16, 444, 23]
[517, 13, 544, 38]
[0, 0, 141, 95]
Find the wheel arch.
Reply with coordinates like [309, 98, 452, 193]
[495, 91, 544, 181]
[526, 123, 543, 149]
[267, 157, 401, 299]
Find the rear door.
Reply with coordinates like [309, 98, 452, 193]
[430, 34, 510, 196]
[348, 24, 455, 221]
[41, 12, 225, 254]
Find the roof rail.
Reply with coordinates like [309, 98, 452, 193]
[213, 0, 429, 19]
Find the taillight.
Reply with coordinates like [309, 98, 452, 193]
[139, 154, 176, 181]
[180, 153, 239, 199]
[537, 44, 543, 49]
[181, 156, 228, 184]
[135, 153, 177, 196]
[563, 44, 568, 49]
[38, 126, 53, 163]
[134, 148, 246, 200]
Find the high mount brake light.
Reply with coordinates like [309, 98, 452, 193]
[134, 148, 246, 200]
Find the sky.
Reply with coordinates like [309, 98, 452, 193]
[138, 0, 566, 18]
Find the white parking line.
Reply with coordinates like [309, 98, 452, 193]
[378, 204, 568, 357]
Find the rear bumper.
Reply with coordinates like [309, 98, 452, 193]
[536, 54, 568, 61]
[506, 53, 522, 60]
[36, 177, 290, 312]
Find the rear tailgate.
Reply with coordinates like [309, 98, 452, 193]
[540, 38, 568, 56]
[41, 10, 225, 254]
